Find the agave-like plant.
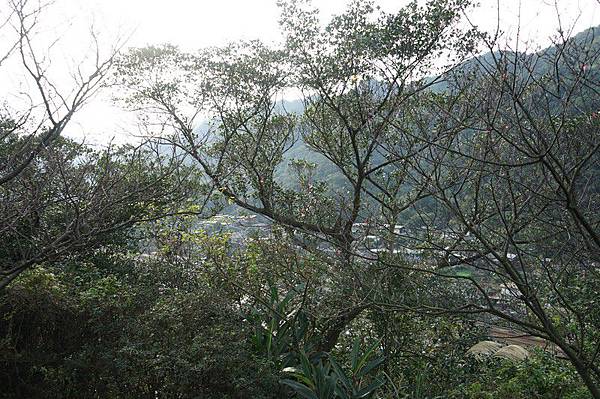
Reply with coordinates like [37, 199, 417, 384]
[248, 283, 317, 369]
[281, 338, 386, 399]
[281, 353, 337, 399]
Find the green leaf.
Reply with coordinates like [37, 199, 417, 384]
[350, 338, 361, 371]
[355, 378, 385, 398]
[299, 351, 316, 376]
[356, 355, 385, 379]
[334, 385, 351, 399]
[280, 379, 319, 399]
[330, 357, 352, 391]
[354, 340, 381, 374]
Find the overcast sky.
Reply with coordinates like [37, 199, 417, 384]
[2, 0, 600, 144]
[68, 0, 600, 49]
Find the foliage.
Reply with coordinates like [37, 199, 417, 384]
[0, 251, 282, 398]
[3, 0, 600, 397]
[0, 134, 201, 288]
[280, 340, 385, 399]
[280, 339, 385, 399]
[456, 351, 592, 399]
[248, 283, 317, 369]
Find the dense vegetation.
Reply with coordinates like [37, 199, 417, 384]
[1, 0, 599, 397]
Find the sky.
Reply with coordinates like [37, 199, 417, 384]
[65, 0, 600, 49]
[2, 0, 600, 144]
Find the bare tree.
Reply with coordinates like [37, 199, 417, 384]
[0, 0, 120, 186]
[0, 0, 206, 289]
[390, 24, 600, 397]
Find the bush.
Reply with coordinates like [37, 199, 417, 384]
[0, 254, 282, 398]
[456, 350, 591, 399]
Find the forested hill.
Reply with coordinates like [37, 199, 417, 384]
[219, 24, 600, 194]
[178, 23, 600, 221]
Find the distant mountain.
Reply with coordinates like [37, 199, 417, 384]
[273, 24, 600, 190]
[189, 24, 600, 213]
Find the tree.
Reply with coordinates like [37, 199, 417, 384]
[0, 239, 282, 398]
[116, 0, 478, 353]
[117, 0, 600, 396]
[0, 0, 119, 186]
[0, 135, 200, 289]
[0, 0, 205, 288]
[399, 26, 600, 396]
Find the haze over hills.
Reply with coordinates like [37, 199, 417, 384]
[189, 23, 600, 200]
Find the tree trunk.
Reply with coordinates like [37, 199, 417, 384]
[317, 305, 367, 353]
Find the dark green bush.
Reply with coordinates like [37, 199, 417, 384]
[0, 254, 282, 399]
